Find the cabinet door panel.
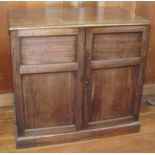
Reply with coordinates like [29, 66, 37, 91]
[11, 28, 85, 137]
[90, 66, 138, 123]
[84, 26, 146, 129]
[22, 72, 76, 129]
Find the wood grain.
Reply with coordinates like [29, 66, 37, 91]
[132, 26, 150, 120]
[10, 25, 86, 144]
[75, 28, 85, 130]
[8, 8, 148, 30]
[21, 35, 77, 65]
[93, 32, 141, 60]
[10, 31, 25, 136]
[9, 7, 149, 147]
[91, 57, 142, 69]
[0, 103, 155, 152]
[16, 122, 140, 148]
[22, 72, 76, 130]
[83, 28, 93, 129]
[90, 67, 137, 122]
[20, 63, 78, 74]
[82, 25, 148, 131]
[2, 1, 154, 94]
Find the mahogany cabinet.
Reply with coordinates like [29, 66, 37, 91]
[9, 8, 149, 148]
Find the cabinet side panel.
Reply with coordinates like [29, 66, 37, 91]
[133, 26, 150, 120]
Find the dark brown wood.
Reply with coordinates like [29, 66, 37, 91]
[21, 35, 77, 65]
[0, 2, 138, 93]
[22, 73, 76, 130]
[133, 26, 150, 120]
[84, 25, 149, 130]
[90, 67, 137, 121]
[16, 121, 140, 148]
[93, 32, 142, 60]
[10, 27, 85, 140]
[24, 125, 75, 137]
[10, 31, 25, 136]
[75, 28, 85, 130]
[9, 8, 149, 148]
[3, 3, 155, 94]
[83, 28, 93, 128]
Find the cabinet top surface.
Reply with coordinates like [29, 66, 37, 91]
[9, 7, 149, 30]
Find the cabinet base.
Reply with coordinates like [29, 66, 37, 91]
[16, 121, 140, 148]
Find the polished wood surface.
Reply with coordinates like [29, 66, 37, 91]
[22, 73, 75, 129]
[0, 1, 96, 93]
[1, 1, 154, 94]
[9, 8, 149, 147]
[93, 32, 141, 60]
[20, 30, 78, 65]
[0, 103, 155, 152]
[10, 27, 85, 139]
[83, 25, 149, 131]
[9, 8, 148, 30]
[90, 67, 137, 121]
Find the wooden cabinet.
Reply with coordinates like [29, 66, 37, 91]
[9, 8, 149, 148]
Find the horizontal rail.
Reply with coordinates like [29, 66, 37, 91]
[20, 63, 78, 74]
[91, 57, 143, 69]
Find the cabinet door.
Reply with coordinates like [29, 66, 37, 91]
[84, 26, 148, 129]
[11, 28, 85, 137]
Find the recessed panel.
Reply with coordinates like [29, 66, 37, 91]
[21, 35, 77, 64]
[93, 32, 142, 60]
[90, 66, 138, 122]
[22, 72, 76, 129]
